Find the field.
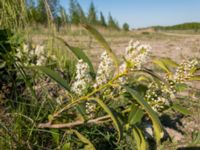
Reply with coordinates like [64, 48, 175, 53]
[1, 25, 200, 149]
[29, 28, 200, 148]
[1, 1, 200, 149]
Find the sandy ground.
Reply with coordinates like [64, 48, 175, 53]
[32, 31, 200, 63]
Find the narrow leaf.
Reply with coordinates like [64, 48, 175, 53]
[132, 126, 148, 150]
[171, 104, 191, 115]
[35, 66, 70, 91]
[72, 129, 96, 150]
[125, 86, 163, 144]
[128, 104, 144, 125]
[189, 75, 200, 81]
[160, 57, 178, 67]
[56, 36, 95, 77]
[89, 98, 123, 142]
[82, 24, 119, 67]
[153, 59, 171, 73]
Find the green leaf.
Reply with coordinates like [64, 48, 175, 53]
[56, 37, 95, 77]
[0, 60, 6, 69]
[125, 86, 163, 144]
[189, 75, 200, 81]
[153, 59, 171, 74]
[89, 97, 123, 142]
[128, 104, 144, 125]
[61, 142, 71, 150]
[71, 129, 96, 150]
[141, 68, 164, 82]
[160, 57, 178, 68]
[175, 83, 188, 92]
[82, 24, 119, 68]
[50, 129, 60, 145]
[171, 104, 191, 115]
[35, 66, 70, 91]
[132, 126, 148, 150]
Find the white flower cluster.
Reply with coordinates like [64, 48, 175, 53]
[16, 43, 53, 66]
[71, 59, 92, 96]
[173, 59, 198, 83]
[124, 40, 151, 69]
[94, 51, 114, 88]
[118, 63, 128, 84]
[145, 82, 170, 112]
[86, 101, 96, 118]
[34, 45, 46, 65]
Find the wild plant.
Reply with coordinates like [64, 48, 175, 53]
[34, 24, 200, 149]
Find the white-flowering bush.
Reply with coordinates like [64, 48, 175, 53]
[125, 40, 151, 69]
[71, 59, 92, 96]
[16, 43, 56, 66]
[94, 51, 114, 88]
[36, 25, 200, 149]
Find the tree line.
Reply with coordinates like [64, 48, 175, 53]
[26, 0, 130, 31]
[153, 22, 200, 32]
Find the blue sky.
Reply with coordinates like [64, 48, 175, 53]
[60, 0, 200, 28]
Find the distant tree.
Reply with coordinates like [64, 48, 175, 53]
[87, 1, 97, 25]
[46, 0, 60, 18]
[99, 11, 107, 27]
[35, 0, 60, 24]
[36, 0, 46, 23]
[59, 6, 69, 26]
[123, 22, 129, 31]
[76, 2, 86, 23]
[26, 0, 37, 22]
[108, 13, 120, 30]
[69, 0, 80, 25]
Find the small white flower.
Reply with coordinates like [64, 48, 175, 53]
[125, 40, 151, 69]
[95, 51, 114, 87]
[71, 59, 92, 96]
[86, 101, 96, 118]
[173, 59, 198, 82]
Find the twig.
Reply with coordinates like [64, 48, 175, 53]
[38, 115, 111, 129]
[38, 108, 131, 129]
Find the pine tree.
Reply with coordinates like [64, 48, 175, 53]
[36, 0, 60, 24]
[69, 0, 80, 25]
[76, 2, 86, 23]
[108, 13, 120, 30]
[36, 0, 46, 24]
[87, 1, 97, 25]
[59, 6, 69, 26]
[100, 11, 106, 27]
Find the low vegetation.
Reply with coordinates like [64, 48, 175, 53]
[0, 0, 200, 149]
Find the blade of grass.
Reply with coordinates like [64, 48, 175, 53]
[34, 66, 70, 91]
[82, 23, 119, 68]
[88, 97, 123, 142]
[56, 36, 95, 77]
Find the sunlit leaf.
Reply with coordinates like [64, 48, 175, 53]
[50, 129, 60, 145]
[71, 129, 96, 150]
[153, 59, 171, 74]
[35, 66, 70, 91]
[175, 83, 188, 92]
[89, 97, 123, 142]
[56, 36, 95, 77]
[82, 24, 119, 68]
[61, 142, 71, 150]
[128, 104, 144, 125]
[189, 75, 200, 81]
[171, 104, 191, 115]
[125, 86, 163, 144]
[160, 57, 178, 67]
[132, 126, 148, 150]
